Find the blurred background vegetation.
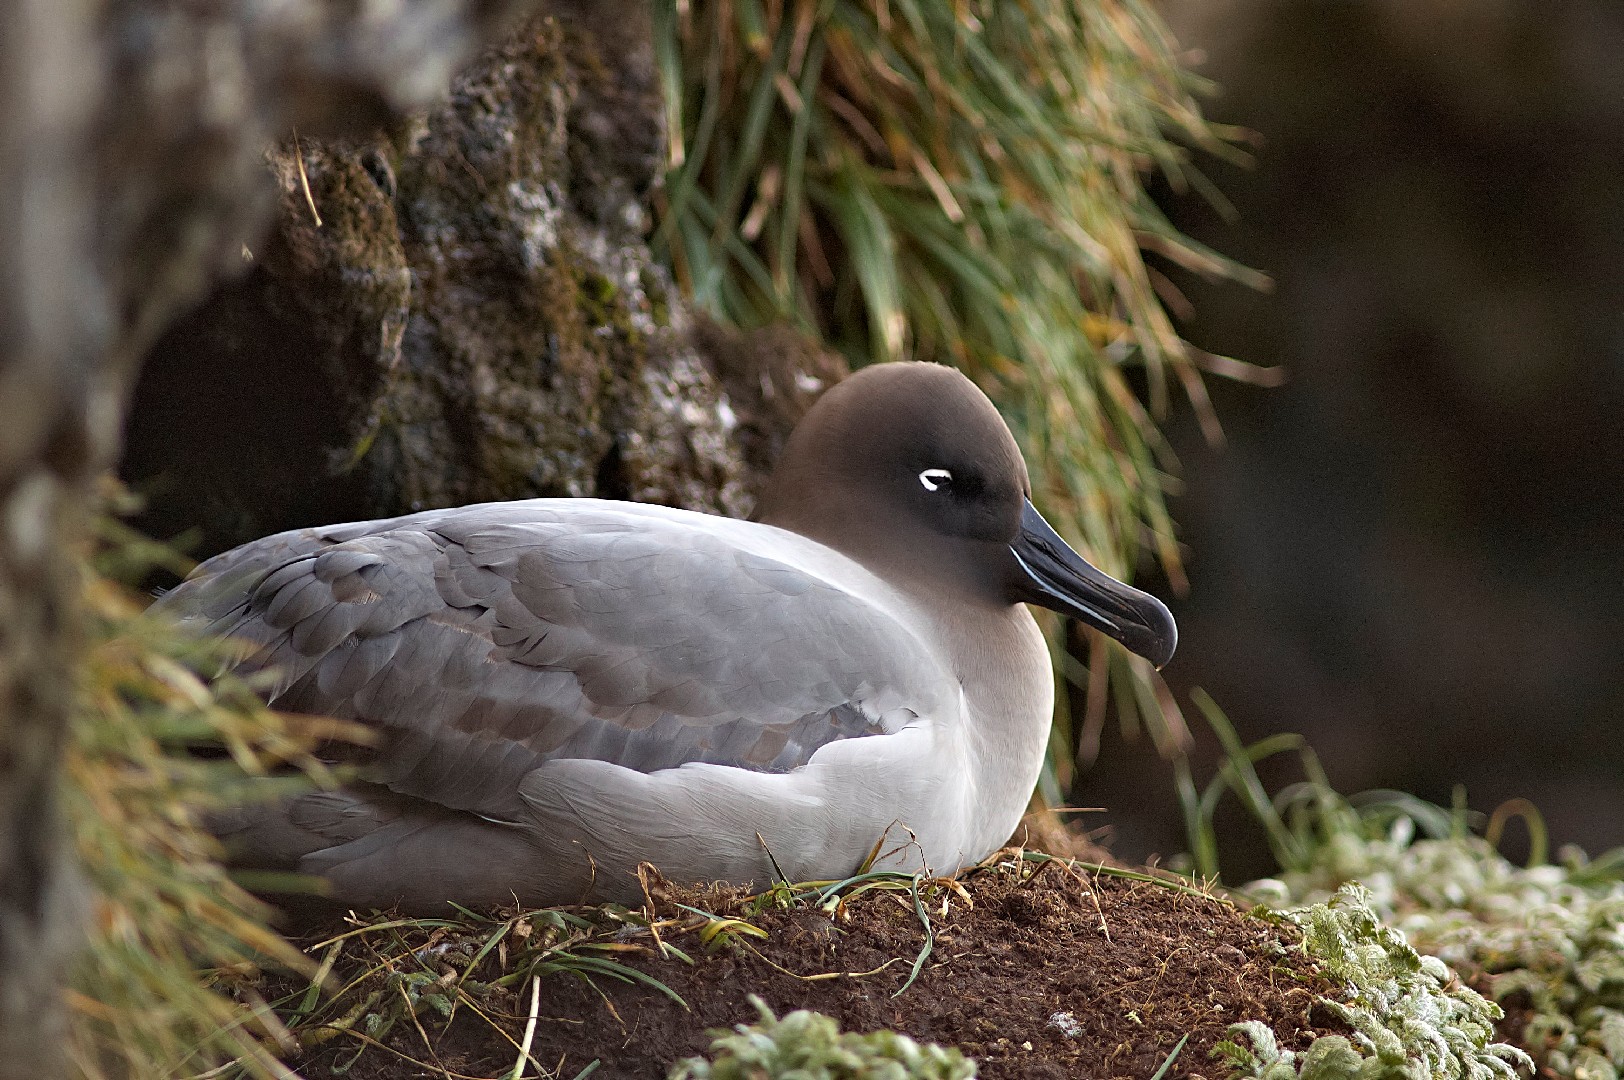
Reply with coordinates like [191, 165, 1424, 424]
[1078, 0, 1624, 877]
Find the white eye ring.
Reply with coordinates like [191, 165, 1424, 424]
[919, 468, 952, 492]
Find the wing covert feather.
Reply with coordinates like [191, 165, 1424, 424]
[157, 502, 946, 821]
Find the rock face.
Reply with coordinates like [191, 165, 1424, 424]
[99, 0, 539, 364]
[123, 3, 842, 560]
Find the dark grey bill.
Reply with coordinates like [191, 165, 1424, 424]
[1008, 500, 1177, 668]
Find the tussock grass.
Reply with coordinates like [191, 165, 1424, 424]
[654, 0, 1271, 774]
[66, 514, 338, 1080]
[280, 904, 687, 1076]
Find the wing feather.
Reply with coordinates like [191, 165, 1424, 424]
[157, 501, 947, 823]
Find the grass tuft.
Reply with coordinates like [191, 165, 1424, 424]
[655, 0, 1266, 771]
[279, 902, 697, 1075]
[66, 511, 334, 1080]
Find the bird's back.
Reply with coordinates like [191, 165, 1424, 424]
[159, 499, 981, 906]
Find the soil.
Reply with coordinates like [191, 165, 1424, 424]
[276, 854, 1348, 1080]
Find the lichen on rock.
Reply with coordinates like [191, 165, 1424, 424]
[122, 3, 830, 558]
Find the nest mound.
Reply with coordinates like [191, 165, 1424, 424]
[282, 857, 1345, 1080]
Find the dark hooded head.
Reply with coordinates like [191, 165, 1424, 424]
[759, 361, 1027, 548]
[757, 362, 1176, 667]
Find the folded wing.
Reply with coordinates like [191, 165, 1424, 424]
[160, 501, 945, 825]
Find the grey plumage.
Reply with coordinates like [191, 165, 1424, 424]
[191, 502, 925, 778]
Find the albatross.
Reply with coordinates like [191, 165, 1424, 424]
[161, 361, 1175, 912]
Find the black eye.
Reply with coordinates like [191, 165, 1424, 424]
[919, 468, 953, 492]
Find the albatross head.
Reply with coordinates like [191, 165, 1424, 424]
[755, 361, 1177, 669]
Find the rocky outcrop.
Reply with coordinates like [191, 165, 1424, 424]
[123, 3, 843, 561]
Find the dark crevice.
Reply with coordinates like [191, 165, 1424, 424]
[593, 438, 629, 501]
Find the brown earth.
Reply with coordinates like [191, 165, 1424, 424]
[272, 854, 1347, 1080]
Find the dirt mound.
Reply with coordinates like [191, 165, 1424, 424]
[284, 857, 1344, 1080]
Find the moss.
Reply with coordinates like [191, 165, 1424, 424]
[1216, 886, 1533, 1080]
[669, 996, 977, 1080]
[580, 267, 620, 308]
[1251, 836, 1624, 1080]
